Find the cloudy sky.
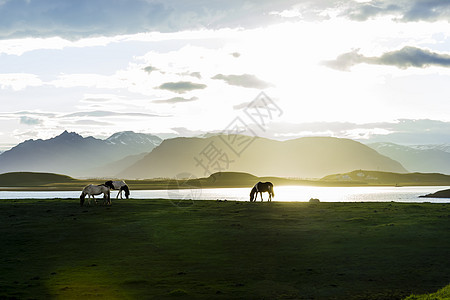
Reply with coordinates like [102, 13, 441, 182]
[1, 0, 450, 150]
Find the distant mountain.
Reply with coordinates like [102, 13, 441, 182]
[119, 135, 407, 179]
[368, 142, 450, 175]
[409, 144, 450, 153]
[0, 131, 162, 178]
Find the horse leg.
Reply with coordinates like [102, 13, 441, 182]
[260, 192, 263, 202]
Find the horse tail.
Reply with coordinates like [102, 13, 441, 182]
[250, 186, 256, 202]
[269, 183, 274, 198]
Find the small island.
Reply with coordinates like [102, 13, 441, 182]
[420, 188, 450, 198]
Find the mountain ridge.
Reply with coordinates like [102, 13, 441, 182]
[119, 135, 407, 179]
[0, 131, 162, 178]
[368, 142, 450, 175]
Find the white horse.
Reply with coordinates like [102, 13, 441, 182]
[80, 184, 111, 206]
[104, 180, 130, 199]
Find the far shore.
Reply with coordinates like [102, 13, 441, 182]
[1, 170, 450, 192]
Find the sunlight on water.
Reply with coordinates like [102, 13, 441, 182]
[1, 186, 450, 203]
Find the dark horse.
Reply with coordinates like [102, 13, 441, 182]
[250, 182, 274, 202]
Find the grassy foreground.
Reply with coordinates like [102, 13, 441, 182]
[0, 199, 449, 299]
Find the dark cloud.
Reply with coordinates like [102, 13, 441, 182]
[0, 0, 303, 40]
[2, 1, 450, 40]
[153, 96, 199, 104]
[343, 2, 401, 21]
[323, 46, 450, 71]
[212, 74, 272, 89]
[158, 81, 206, 94]
[343, 0, 450, 22]
[143, 66, 159, 74]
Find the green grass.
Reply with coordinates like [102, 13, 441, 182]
[0, 199, 449, 299]
[405, 284, 450, 300]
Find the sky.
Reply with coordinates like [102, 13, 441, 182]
[1, 0, 450, 151]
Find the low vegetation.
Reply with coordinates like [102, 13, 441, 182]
[0, 199, 449, 299]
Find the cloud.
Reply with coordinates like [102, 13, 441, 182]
[62, 110, 162, 118]
[158, 81, 206, 94]
[153, 96, 199, 104]
[323, 47, 450, 71]
[0, 73, 44, 90]
[20, 116, 42, 125]
[343, 0, 450, 22]
[0, 0, 303, 40]
[256, 119, 450, 144]
[73, 119, 113, 126]
[143, 65, 159, 74]
[212, 74, 272, 89]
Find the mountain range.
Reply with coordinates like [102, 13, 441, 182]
[0, 131, 162, 178]
[119, 135, 406, 179]
[368, 142, 450, 175]
[3, 131, 450, 180]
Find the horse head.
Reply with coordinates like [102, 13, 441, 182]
[80, 193, 86, 206]
[104, 180, 114, 189]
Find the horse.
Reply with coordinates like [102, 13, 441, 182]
[250, 181, 274, 202]
[104, 180, 130, 199]
[80, 184, 111, 206]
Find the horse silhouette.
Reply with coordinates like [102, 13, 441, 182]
[250, 181, 274, 202]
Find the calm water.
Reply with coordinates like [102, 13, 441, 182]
[1, 186, 449, 203]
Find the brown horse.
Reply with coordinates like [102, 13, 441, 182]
[250, 182, 274, 202]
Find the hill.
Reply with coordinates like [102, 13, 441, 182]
[368, 142, 450, 175]
[0, 131, 162, 178]
[0, 172, 77, 187]
[119, 135, 407, 179]
[419, 188, 450, 198]
[321, 170, 450, 186]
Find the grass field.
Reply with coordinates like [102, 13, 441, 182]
[0, 199, 449, 299]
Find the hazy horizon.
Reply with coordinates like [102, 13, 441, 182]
[2, 1, 450, 151]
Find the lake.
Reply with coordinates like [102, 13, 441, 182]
[1, 186, 449, 203]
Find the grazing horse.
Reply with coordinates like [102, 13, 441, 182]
[80, 184, 111, 206]
[104, 180, 130, 199]
[250, 182, 274, 202]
